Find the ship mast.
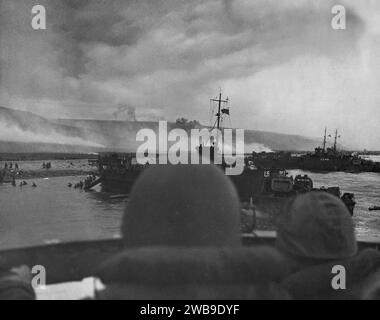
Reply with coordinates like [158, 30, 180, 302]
[322, 127, 327, 153]
[211, 91, 229, 130]
[333, 129, 340, 153]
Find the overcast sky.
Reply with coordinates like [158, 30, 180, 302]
[0, 0, 379, 149]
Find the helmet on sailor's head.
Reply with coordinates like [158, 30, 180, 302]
[121, 164, 241, 247]
[276, 191, 357, 260]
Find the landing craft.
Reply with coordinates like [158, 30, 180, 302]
[91, 92, 355, 216]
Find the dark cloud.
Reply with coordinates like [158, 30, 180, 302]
[1, 0, 378, 149]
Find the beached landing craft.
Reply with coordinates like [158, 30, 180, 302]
[88, 93, 356, 216]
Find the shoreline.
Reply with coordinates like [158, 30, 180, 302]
[0, 153, 98, 162]
[4, 169, 95, 181]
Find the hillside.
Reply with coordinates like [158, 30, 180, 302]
[0, 106, 322, 153]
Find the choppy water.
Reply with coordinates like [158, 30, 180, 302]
[288, 170, 380, 240]
[0, 175, 125, 250]
[0, 160, 379, 250]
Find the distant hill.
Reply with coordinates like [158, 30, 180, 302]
[0, 106, 105, 153]
[0, 106, 322, 154]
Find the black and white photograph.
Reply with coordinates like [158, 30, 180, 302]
[0, 0, 380, 303]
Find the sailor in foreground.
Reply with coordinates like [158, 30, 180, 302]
[94, 164, 290, 300]
[276, 191, 380, 300]
[0, 265, 35, 300]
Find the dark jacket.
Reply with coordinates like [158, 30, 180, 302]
[0, 271, 35, 300]
[279, 248, 380, 300]
[95, 246, 292, 300]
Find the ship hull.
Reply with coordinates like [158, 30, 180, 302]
[100, 166, 293, 216]
[100, 166, 264, 200]
[100, 170, 142, 193]
[253, 156, 380, 173]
